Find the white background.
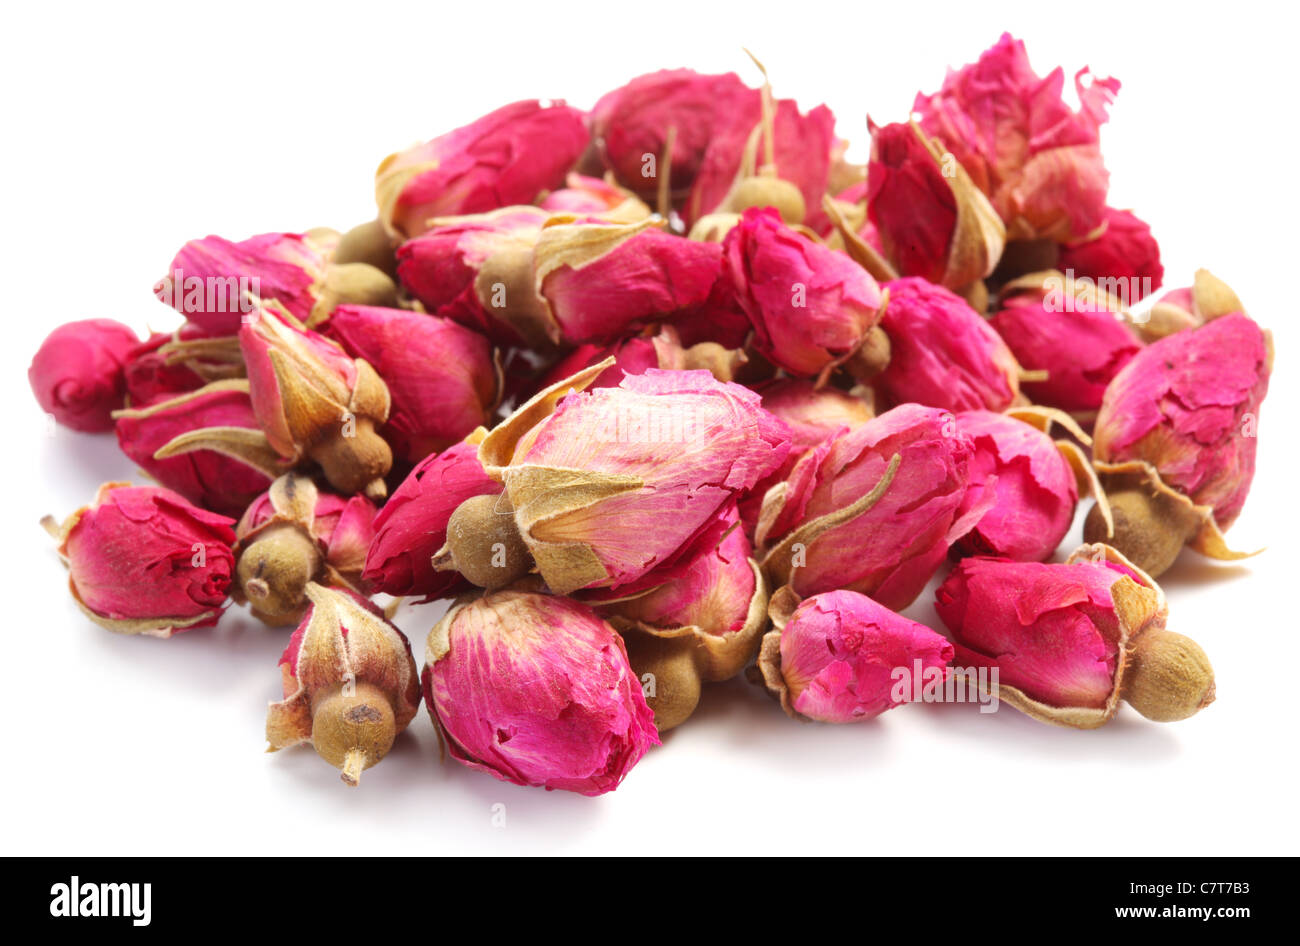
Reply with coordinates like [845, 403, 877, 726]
[2, 0, 1297, 855]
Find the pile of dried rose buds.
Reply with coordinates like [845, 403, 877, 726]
[32, 35, 1271, 794]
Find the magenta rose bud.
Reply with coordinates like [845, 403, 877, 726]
[723, 207, 884, 379]
[1057, 207, 1164, 302]
[913, 32, 1120, 243]
[121, 331, 209, 407]
[1087, 312, 1271, 575]
[954, 409, 1105, 561]
[535, 218, 723, 345]
[113, 381, 274, 518]
[29, 319, 140, 432]
[873, 277, 1021, 413]
[43, 483, 236, 636]
[754, 589, 953, 723]
[321, 304, 500, 465]
[934, 546, 1214, 727]
[376, 100, 589, 241]
[422, 590, 659, 796]
[362, 434, 502, 600]
[590, 69, 755, 201]
[758, 403, 990, 610]
[990, 273, 1142, 414]
[396, 206, 552, 348]
[866, 121, 1004, 291]
[472, 363, 791, 596]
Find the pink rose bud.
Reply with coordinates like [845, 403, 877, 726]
[43, 483, 236, 636]
[174, 303, 392, 498]
[990, 272, 1143, 413]
[267, 584, 421, 786]
[1057, 207, 1164, 303]
[688, 92, 836, 232]
[466, 363, 791, 596]
[535, 218, 723, 345]
[590, 69, 755, 202]
[113, 380, 274, 518]
[723, 208, 884, 379]
[913, 32, 1120, 242]
[872, 277, 1021, 413]
[1137, 269, 1244, 343]
[422, 589, 659, 796]
[376, 99, 589, 240]
[866, 121, 1005, 291]
[157, 231, 397, 337]
[935, 546, 1216, 727]
[592, 506, 769, 731]
[1085, 311, 1271, 576]
[537, 173, 650, 221]
[954, 408, 1109, 561]
[396, 206, 553, 348]
[320, 304, 500, 465]
[738, 378, 875, 538]
[753, 588, 953, 723]
[362, 433, 501, 600]
[29, 319, 140, 432]
[758, 403, 990, 610]
[234, 473, 377, 625]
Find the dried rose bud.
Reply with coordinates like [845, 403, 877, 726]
[934, 546, 1215, 727]
[723, 208, 884, 379]
[590, 69, 754, 203]
[266, 584, 420, 786]
[753, 587, 953, 723]
[592, 507, 768, 731]
[537, 173, 651, 222]
[122, 331, 208, 406]
[914, 33, 1120, 242]
[165, 303, 392, 498]
[990, 271, 1142, 414]
[157, 231, 396, 335]
[537, 325, 745, 393]
[534, 218, 723, 345]
[758, 403, 989, 610]
[688, 70, 835, 232]
[362, 432, 500, 600]
[465, 363, 790, 596]
[113, 380, 275, 518]
[422, 589, 659, 796]
[234, 473, 377, 625]
[29, 319, 139, 432]
[396, 206, 553, 348]
[376, 100, 588, 240]
[738, 378, 875, 538]
[954, 407, 1109, 561]
[1085, 312, 1271, 576]
[871, 277, 1021, 412]
[43, 482, 236, 636]
[866, 120, 1005, 292]
[321, 304, 500, 465]
[1057, 207, 1163, 302]
[1137, 269, 1245, 343]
